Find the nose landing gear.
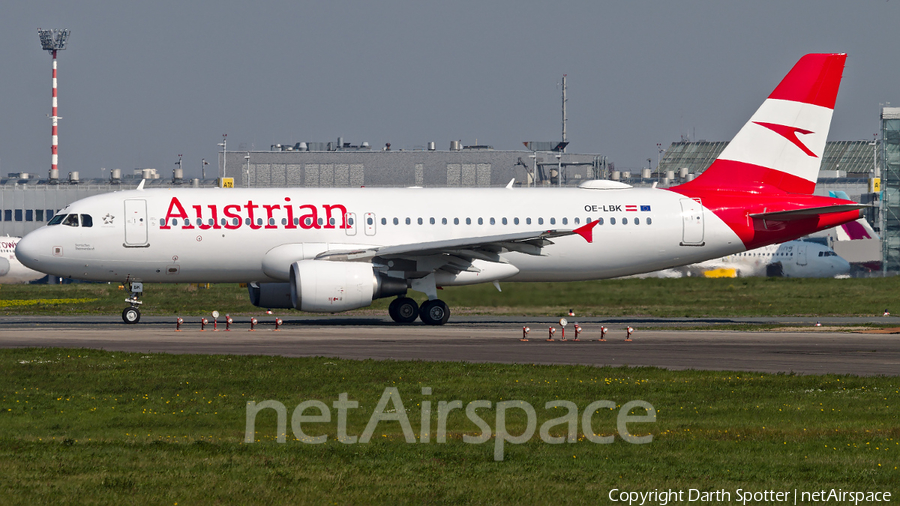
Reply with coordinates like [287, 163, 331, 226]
[122, 281, 143, 324]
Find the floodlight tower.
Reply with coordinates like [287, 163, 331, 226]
[38, 29, 70, 180]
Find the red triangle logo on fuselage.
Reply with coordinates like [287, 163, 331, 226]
[752, 121, 818, 158]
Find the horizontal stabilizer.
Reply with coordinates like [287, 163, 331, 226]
[749, 204, 869, 221]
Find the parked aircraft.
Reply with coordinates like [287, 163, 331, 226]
[16, 53, 865, 324]
[0, 236, 44, 284]
[639, 240, 850, 278]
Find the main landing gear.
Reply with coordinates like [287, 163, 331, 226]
[388, 297, 450, 325]
[122, 281, 143, 324]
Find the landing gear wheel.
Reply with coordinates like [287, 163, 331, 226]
[389, 297, 419, 324]
[122, 307, 141, 324]
[419, 299, 450, 326]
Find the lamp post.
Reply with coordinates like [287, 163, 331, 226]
[217, 134, 227, 186]
[37, 28, 70, 180]
[244, 153, 251, 188]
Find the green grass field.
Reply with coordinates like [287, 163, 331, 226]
[0, 349, 897, 504]
[2, 276, 900, 318]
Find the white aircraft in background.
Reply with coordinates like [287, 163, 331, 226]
[639, 240, 850, 278]
[17, 53, 866, 324]
[0, 236, 44, 284]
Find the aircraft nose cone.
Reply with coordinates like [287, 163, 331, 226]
[15, 234, 43, 271]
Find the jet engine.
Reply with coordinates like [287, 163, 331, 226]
[248, 261, 406, 312]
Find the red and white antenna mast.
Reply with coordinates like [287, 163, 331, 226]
[37, 28, 70, 181]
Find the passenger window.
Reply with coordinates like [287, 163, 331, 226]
[418, 218, 423, 225]
[562, 217, 568, 225]
[550, 218, 556, 225]
[62, 214, 79, 227]
[502, 217, 507, 225]
[197, 218, 203, 226]
[233, 217, 240, 226]
[574, 217, 580, 225]
[490, 218, 495, 225]
[633, 218, 639, 226]
[454, 218, 459, 225]
[646, 218, 652, 225]
[598, 217, 604, 225]
[405, 218, 411, 225]
[478, 218, 483, 225]
[329, 217, 335, 226]
[159, 218, 165, 227]
[393, 218, 399, 225]
[514, 217, 519, 225]
[538, 218, 544, 225]
[348, 217, 354, 226]
[466, 218, 471, 225]
[441, 218, 447, 225]
[245, 218, 251, 226]
[610, 217, 616, 225]
[281, 218, 287, 226]
[623, 217, 628, 225]
[526, 218, 532, 225]
[430, 217, 436, 225]
[270, 218, 277, 226]
[367, 217, 374, 225]
[305, 217, 314, 227]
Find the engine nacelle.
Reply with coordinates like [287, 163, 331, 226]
[289, 260, 406, 312]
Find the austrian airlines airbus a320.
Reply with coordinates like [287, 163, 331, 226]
[17, 54, 865, 324]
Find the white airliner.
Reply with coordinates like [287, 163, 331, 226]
[640, 240, 850, 278]
[16, 53, 866, 324]
[0, 236, 44, 284]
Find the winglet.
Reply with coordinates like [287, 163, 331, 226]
[136, 179, 146, 191]
[506, 178, 515, 189]
[573, 220, 601, 243]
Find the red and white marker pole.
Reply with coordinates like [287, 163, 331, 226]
[50, 50, 59, 176]
[598, 326, 607, 342]
[625, 326, 634, 342]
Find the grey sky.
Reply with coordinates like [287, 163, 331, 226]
[1, 0, 897, 179]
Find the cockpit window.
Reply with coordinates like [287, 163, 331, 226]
[80, 214, 93, 228]
[62, 214, 79, 227]
[48, 214, 65, 226]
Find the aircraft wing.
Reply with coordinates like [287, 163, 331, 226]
[316, 221, 600, 263]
